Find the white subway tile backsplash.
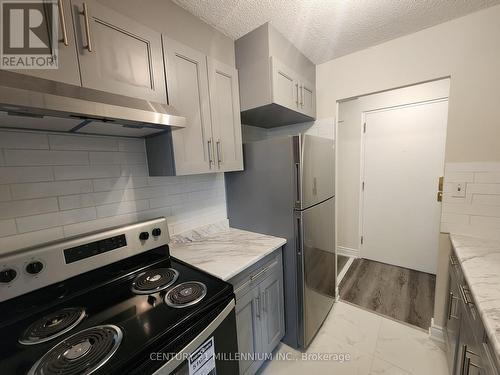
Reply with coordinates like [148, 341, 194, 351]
[4, 149, 89, 166]
[118, 138, 145, 153]
[0, 167, 53, 184]
[11, 180, 93, 199]
[0, 198, 58, 219]
[0, 219, 17, 237]
[49, 134, 118, 151]
[474, 172, 500, 184]
[442, 162, 500, 240]
[0, 185, 11, 201]
[92, 177, 149, 192]
[58, 194, 95, 210]
[96, 200, 149, 218]
[16, 207, 97, 233]
[0, 131, 49, 149]
[0, 130, 226, 253]
[89, 152, 146, 165]
[54, 165, 121, 180]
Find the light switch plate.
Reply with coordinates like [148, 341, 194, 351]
[451, 182, 467, 198]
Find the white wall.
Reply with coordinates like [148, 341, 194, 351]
[317, 4, 500, 163]
[0, 130, 226, 254]
[316, 4, 500, 326]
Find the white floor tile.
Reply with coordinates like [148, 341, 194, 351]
[259, 301, 449, 375]
[374, 318, 448, 375]
[370, 357, 412, 374]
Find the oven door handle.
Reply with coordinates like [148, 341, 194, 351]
[153, 299, 235, 374]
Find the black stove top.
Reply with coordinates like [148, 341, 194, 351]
[0, 247, 234, 375]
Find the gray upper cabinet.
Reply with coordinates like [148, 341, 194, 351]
[71, 0, 167, 103]
[236, 23, 316, 128]
[163, 37, 213, 175]
[150, 37, 243, 176]
[4, 0, 81, 86]
[208, 58, 243, 172]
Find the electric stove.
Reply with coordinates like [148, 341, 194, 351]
[0, 218, 239, 375]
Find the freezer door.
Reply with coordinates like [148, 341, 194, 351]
[296, 197, 335, 348]
[294, 134, 335, 209]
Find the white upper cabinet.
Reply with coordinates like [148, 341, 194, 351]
[71, 0, 167, 103]
[162, 37, 213, 175]
[4, 0, 81, 86]
[236, 23, 316, 128]
[208, 58, 243, 172]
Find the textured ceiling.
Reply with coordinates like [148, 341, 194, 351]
[173, 0, 500, 64]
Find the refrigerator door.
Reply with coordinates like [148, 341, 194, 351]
[294, 134, 335, 210]
[296, 196, 335, 348]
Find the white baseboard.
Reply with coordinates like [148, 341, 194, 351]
[337, 246, 360, 258]
[429, 318, 446, 344]
[337, 256, 355, 286]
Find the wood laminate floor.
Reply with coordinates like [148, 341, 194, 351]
[339, 258, 436, 330]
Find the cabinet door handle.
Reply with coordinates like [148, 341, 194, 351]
[255, 296, 260, 319]
[448, 291, 454, 320]
[300, 85, 304, 107]
[57, 0, 69, 46]
[81, 2, 93, 52]
[459, 284, 473, 306]
[207, 139, 214, 168]
[261, 291, 266, 313]
[216, 140, 222, 167]
[250, 267, 268, 282]
[460, 345, 468, 375]
[295, 83, 299, 106]
[450, 255, 458, 266]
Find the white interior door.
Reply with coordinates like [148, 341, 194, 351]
[361, 100, 448, 274]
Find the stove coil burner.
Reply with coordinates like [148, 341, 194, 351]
[28, 325, 122, 375]
[19, 307, 86, 345]
[165, 281, 207, 308]
[131, 268, 179, 294]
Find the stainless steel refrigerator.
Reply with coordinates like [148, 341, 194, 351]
[225, 134, 335, 349]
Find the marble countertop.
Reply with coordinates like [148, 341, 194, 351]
[450, 234, 500, 362]
[169, 223, 286, 281]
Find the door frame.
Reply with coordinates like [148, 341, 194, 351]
[358, 98, 449, 261]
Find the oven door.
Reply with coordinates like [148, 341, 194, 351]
[153, 299, 239, 375]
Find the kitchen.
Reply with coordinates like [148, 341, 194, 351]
[1, 1, 500, 374]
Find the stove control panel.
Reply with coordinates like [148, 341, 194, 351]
[0, 217, 170, 302]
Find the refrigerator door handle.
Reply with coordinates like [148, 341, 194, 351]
[296, 216, 302, 255]
[295, 162, 301, 207]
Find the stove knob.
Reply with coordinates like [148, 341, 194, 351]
[26, 261, 44, 275]
[0, 268, 17, 283]
[139, 232, 150, 241]
[147, 295, 157, 306]
[152, 228, 162, 237]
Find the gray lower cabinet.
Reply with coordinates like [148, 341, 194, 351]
[230, 249, 285, 375]
[71, 0, 167, 103]
[445, 252, 500, 375]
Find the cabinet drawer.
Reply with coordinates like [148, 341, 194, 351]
[230, 249, 282, 301]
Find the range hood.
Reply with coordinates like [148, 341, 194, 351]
[0, 71, 186, 137]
